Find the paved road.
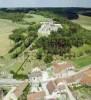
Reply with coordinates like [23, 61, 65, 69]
[0, 79, 23, 86]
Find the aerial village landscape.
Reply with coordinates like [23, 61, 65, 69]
[1, 60, 91, 100]
[0, 2, 91, 100]
[0, 14, 91, 99]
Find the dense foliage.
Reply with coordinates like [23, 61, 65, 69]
[33, 10, 91, 61]
[36, 48, 43, 60]
[0, 11, 24, 22]
[44, 54, 53, 63]
[35, 32, 71, 56]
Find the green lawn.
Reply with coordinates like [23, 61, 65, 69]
[72, 55, 91, 69]
[72, 15, 91, 30]
[24, 14, 49, 23]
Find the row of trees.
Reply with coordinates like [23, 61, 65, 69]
[9, 23, 39, 58]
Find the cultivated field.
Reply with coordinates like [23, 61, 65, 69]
[72, 15, 91, 30]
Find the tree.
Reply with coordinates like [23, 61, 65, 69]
[36, 48, 43, 60]
[9, 23, 38, 58]
[9, 28, 26, 43]
[44, 54, 53, 63]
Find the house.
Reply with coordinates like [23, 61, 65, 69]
[13, 79, 28, 98]
[46, 79, 67, 100]
[80, 75, 91, 86]
[46, 80, 56, 95]
[46, 79, 66, 94]
[66, 66, 91, 86]
[28, 67, 42, 86]
[3, 80, 28, 100]
[38, 20, 63, 36]
[28, 67, 43, 92]
[27, 91, 46, 100]
[80, 68, 91, 86]
[53, 62, 75, 78]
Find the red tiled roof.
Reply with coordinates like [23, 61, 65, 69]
[80, 70, 91, 86]
[14, 80, 28, 98]
[53, 62, 73, 73]
[79, 68, 91, 86]
[46, 81, 56, 94]
[80, 75, 91, 86]
[27, 91, 46, 100]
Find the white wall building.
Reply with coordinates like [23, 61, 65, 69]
[38, 20, 63, 36]
[28, 67, 42, 85]
[28, 67, 43, 92]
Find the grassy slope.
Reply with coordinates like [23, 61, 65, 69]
[72, 15, 91, 30]
[0, 14, 48, 74]
[0, 19, 27, 56]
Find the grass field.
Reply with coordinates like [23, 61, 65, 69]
[72, 55, 91, 69]
[72, 15, 91, 30]
[24, 14, 49, 23]
[70, 44, 91, 69]
[0, 19, 28, 56]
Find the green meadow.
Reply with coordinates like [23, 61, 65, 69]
[72, 15, 91, 30]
